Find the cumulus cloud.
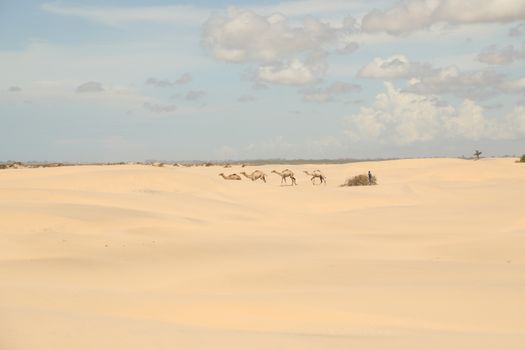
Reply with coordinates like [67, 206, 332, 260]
[358, 55, 506, 99]
[253, 1, 371, 18]
[358, 55, 431, 79]
[202, 8, 353, 85]
[143, 102, 177, 113]
[251, 81, 268, 90]
[337, 42, 359, 54]
[345, 83, 446, 144]
[362, 0, 439, 35]
[8, 86, 22, 92]
[502, 75, 525, 92]
[203, 8, 336, 63]
[477, 44, 525, 65]
[76, 81, 104, 93]
[257, 54, 327, 85]
[146, 77, 173, 87]
[405, 66, 504, 99]
[362, 0, 525, 35]
[509, 22, 525, 36]
[344, 83, 525, 144]
[237, 95, 256, 102]
[301, 81, 361, 102]
[185, 90, 206, 100]
[175, 73, 192, 85]
[146, 73, 193, 87]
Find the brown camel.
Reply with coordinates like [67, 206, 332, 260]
[304, 170, 326, 185]
[240, 170, 267, 183]
[218, 173, 242, 180]
[271, 169, 297, 185]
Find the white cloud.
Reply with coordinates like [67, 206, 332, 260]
[202, 8, 336, 63]
[145, 73, 193, 87]
[362, 0, 525, 35]
[238, 95, 257, 102]
[357, 55, 431, 79]
[346, 82, 446, 144]
[443, 100, 493, 140]
[504, 105, 525, 134]
[509, 22, 525, 36]
[362, 0, 440, 35]
[143, 102, 177, 113]
[257, 55, 327, 85]
[405, 66, 504, 99]
[477, 44, 525, 65]
[253, 0, 373, 18]
[76, 81, 104, 93]
[301, 81, 361, 102]
[437, 0, 525, 24]
[358, 55, 506, 99]
[175, 73, 192, 85]
[202, 7, 355, 85]
[42, 3, 209, 26]
[344, 82, 525, 144]
[502, 75, 525, 92]
[185, 90, 206, 100]
[337, 42, 359, 54]
[145, 78, 173, 87]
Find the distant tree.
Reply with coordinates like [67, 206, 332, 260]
[474, 150, 482, 160]
[520, 154, 525, 163]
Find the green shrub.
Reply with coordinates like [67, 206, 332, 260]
[519, 154, 525, 163]
[340, 174, 377, 187]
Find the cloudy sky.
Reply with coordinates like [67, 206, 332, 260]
[2, 0, 525, 161]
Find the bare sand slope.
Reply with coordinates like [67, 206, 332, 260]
[1, 158, 524, 349]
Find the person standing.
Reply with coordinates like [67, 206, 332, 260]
[368, 170, 372, 185]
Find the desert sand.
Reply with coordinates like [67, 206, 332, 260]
[1, 158, 524, 349]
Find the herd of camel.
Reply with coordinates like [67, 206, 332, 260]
[218, 169, 326, 185]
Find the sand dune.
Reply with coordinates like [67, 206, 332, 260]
[1, 158, 524, 349]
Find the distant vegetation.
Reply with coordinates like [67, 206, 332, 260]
[474, 150, 482, 160]
[519, 154, 525, 163]
[0, 158, 394, 170]
[340, 174, 377, 187]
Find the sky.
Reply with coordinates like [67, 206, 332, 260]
[1, 0, 525, 162]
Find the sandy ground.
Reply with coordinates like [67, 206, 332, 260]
[0, 158, 524, 349]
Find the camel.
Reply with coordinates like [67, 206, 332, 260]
[304, 170, 326, 185]
[240, 170, 267, 183]
[218, 173, 242, 180]
[271, 169, 297, 185]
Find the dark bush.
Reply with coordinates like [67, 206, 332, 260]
[340, 174, 377, 187]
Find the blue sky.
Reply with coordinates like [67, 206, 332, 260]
[1, 0, 525, 161]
